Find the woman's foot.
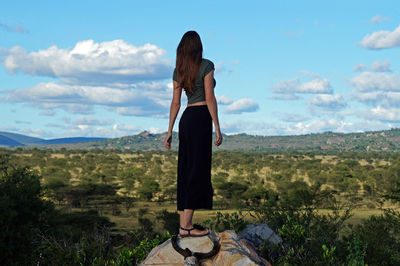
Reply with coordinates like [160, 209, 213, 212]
[179, 225, 209, 237]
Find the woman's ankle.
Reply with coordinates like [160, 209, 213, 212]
[180, 223, 193, 229]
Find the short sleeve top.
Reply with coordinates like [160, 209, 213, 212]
[173, 58, 216, 104]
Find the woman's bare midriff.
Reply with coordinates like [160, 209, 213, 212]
[187, 100, 207, 107]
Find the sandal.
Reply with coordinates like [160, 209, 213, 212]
[193, 224, 207, 230]
[179, 226, 209, 238]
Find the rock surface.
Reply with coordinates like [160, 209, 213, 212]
[239, 224, 282, 247]
[140, 230, 271, 266]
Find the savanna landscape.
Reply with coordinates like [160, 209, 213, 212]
[2, 130, 400, 265]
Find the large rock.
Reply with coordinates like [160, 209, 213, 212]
[140, 230, 271, 266]
[239, 224, 282, 247]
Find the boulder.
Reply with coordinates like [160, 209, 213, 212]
[238, 224, 282, 247]
[140, 230, 271, 266]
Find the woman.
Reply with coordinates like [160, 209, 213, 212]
[164, 30, 223, 237]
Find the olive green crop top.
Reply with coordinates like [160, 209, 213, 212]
[173, 58, 216, 104]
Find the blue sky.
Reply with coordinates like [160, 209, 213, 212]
[1, 0, 400, 139]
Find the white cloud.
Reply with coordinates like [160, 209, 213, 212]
[351, 72, 400, 92]
[351, 72, 400, 108]
[300, 78, 332, 93]
[225, 98, 259, 114]
[366, 106, 400, 122]
[220, 118, 393, 136]
[359, 25, 400, 49]
[354, 60, 391, 73]
[1, 39, 172, 85]
[292, 119, 352, 134]
[270, 77, 332, 99]
[354, 91, 400, 107]
[57, 123, 143, 138]
[309, 94, 347, 112]
[216, 95, 234, 105]
[370, 60, 391, 72]
[370, 15, 389, 25]
[221, 120, 285, 135]
[0, 81, 171, 116]
[149, 127, 162, 134]
[353, 64, 367, 72]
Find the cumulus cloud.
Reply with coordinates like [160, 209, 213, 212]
[50, 122, 143, 138]
[0, 81, 171, 116]
[292, 119, 354, 134]
[370, 15, 389, 25]
[354, 91, 400, 108]
[309, 94, 347, 112]
[370, 60, 391, 72]
[351, 71, 400, 109]
[0, 39, 177, 119]
[359, 25, 400, 49]
[1, 39, 172, 85]
[351, 72, 400, 92]
[354, 60, 392, 72]
[350, 69, 400, 125]
[225, 98, 259, 114]
[220, 118, 392, 136]
[365, 106, 400, 122]
[270, 77, 332, 99]
[216, 95, 234, 105]
[221, 120, 285, 135]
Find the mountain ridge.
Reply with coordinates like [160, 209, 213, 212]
[2, 128, 400, 153]
[0, 131, 107, 147]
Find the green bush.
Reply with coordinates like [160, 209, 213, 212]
[0, 155, 55, 265]
[344, 208, 400, 265]
[202, 211, 248, 232]
[156, 209, 180, 234]
[111, 232, 171, 265]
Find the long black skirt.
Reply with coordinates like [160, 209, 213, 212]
[177, 105, 213, 211]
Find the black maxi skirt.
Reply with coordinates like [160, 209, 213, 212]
[177, 105, 213, 211]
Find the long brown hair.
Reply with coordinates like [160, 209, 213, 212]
[176, 31, 203, 94]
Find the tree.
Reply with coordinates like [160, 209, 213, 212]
[138, 179, 160, 201]
[0, 154, 54, 265]
[217, 181, 248, 206]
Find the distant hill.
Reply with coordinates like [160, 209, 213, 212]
[0, 135, 22, 146]
[0, 131, 43, 145]
[12, 128, 400, 153]
[0, 132, 107, 147]
[34, 137, 107, 145]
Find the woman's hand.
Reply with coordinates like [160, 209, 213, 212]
[214, 129, 223, 146]
[164, 132, 172, 150]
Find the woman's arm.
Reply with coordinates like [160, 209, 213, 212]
[204, 70, 223, 146]
[164, 81, 182, 149]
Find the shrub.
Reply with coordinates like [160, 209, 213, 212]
[0, 155, 55, 265]
[201, 211, 248, 232]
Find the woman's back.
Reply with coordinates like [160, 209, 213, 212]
[173, 58, 216, 104]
